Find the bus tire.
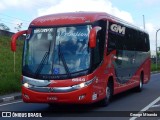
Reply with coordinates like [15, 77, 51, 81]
[48, 103, 58, 107]
[99, 81, 113, 106]
[135, 73, 143, 92]
[48, 103, 54, 107]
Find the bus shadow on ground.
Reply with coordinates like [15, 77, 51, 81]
[35, 87, 145, 117]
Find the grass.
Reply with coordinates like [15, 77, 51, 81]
[151, 63, 160, 72]
[0, 35, 23, 95]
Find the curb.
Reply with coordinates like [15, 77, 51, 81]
[0, 93, 22, 103]
[151, 71, 160, 74]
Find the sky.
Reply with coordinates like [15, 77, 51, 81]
[0, 0, 160, 55]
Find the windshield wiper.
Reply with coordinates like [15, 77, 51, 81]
[58, 42, 71, 78]
[35, 41, 52, 77]
[35, 51, 49, 77]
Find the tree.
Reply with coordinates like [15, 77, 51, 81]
[158, 47, 160, 59]
[0, 23, 10, 31]
[158, 51, 160, 59]
[15, 23, 23, 31]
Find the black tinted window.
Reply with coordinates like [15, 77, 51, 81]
[108, 21, 150, 52]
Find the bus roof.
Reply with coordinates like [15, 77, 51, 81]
[30, 12, 147, 33]
[30, 12, 107, 26]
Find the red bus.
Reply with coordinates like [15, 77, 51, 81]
[11, 12, 150, 106]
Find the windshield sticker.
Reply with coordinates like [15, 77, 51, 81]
[53, 68, 60, 74]
[34, 28, 53, 33]
[57, 32, 88, 37]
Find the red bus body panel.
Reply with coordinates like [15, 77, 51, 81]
[18, 12, 150, 104]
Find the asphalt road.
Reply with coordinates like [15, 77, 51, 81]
[0, 73, 160, 120]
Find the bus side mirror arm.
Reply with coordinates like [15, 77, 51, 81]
[11, 30, 27, 52]
[89, 26, 101, 48]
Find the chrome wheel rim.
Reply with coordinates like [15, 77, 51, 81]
[140, 79, 142, 89]
[106, 86, 110, 100]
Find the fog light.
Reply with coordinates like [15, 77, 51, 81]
[92, 93, 97, 100]
[23, 94, 30, 99]
[78, 94, 86, 100]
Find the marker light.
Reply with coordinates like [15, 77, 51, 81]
[79, 83, 85, 88]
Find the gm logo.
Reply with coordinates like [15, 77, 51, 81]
[110, 24, 126, 35]
[2, 112, 11, 117]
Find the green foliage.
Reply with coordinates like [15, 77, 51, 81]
[151, 63, 160, 71]
[0, 36, 23, 95]
[157, 51, 160, 59]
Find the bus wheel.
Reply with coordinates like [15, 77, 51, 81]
[135, 73, 143, 92]
[48, 103, 54, 107]
[100, 81, 113, 106]
[48, 103, 58, 107]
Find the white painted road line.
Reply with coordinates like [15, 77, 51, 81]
[2, 96, 14, 102]
[151, 104, 160, 108]
[130, 96, 160, 120]
[0, 100, 22, 107]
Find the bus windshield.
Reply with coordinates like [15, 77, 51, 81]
[23, 25, 91, 79]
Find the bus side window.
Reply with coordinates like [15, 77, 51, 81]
[92, 20, 106, 69]
[124, 28, 136, 51]
[108, 22, 126, 54]
[136, 32, 145, 52]
[144, 34, 150, 52]
[108, 31, 116, 53]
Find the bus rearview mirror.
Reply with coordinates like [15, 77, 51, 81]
[89, 26, 101, 48]
[11, 30, 27, 52]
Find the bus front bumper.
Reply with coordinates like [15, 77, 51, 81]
[22, 86, 98, 104]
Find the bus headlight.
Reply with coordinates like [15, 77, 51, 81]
[72, 77, 96, 89]
[22, 76, 51, 88]
[23, 82, 33, 88]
